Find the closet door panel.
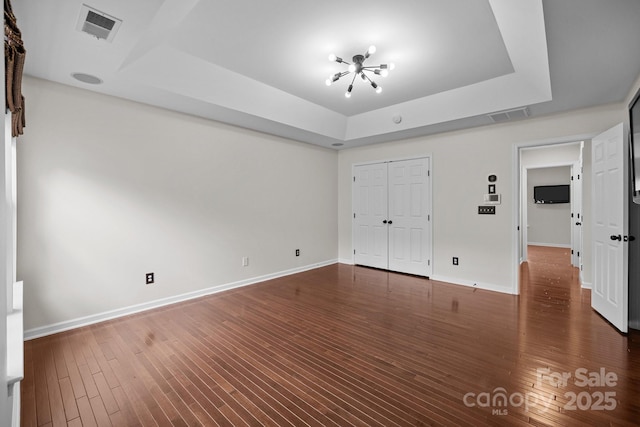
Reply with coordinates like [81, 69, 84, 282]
[388, 158, 431, 276]
[353, 163, 388, 269]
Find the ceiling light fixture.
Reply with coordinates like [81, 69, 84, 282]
[325, 45, 394, 98]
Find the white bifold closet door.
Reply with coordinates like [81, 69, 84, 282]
[353, 157, 432, 276]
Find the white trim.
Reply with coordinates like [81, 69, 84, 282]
[10, 382, 19, 427]
[6, 281, 22, 385]
[24, 259, 338, 340]
[581, 281, 592, 290]
[338, 258, 354, 265]
[430, 275, 517, 295]
[527, 242, 571, 249]
[351, 154, 432, 168]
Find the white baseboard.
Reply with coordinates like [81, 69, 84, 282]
[527, 242, 571, 249]
[24, 259, 338, 340]
[338, 258, 354, 265]
[430, 275, 516, 295]
[581, 281, 592, 290]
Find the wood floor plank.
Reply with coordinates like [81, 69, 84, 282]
[88, 395, 112, 427]
[58, 377, 79, 421]
[92, 372, 118, 415]
[43, 343, 67, 427]
[33, 341, 52, 426]
[21, 342, 37, 427]
[51, 340, 69, 381]
[76, 395, 97, 427]
[108, 360, 163, 426]
[22, 247, 640, 426]
[60, 336, 87, 400]
[66, 417, 82, 427]
[77, 363, 99, 400]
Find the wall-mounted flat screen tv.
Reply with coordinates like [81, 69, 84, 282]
[630, 87, 640, 204]
[534, 185, 570, 204]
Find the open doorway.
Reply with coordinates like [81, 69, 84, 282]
[516, 141, 584, 293]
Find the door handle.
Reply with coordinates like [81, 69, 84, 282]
[388, 220, 393, 225]
[610, 234, 622, 241]
[382, 220, 387, 224]
[624, 235, 636, 242]
[575, 222, 582, 226]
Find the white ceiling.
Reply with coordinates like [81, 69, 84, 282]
[12, 0, 640, 149]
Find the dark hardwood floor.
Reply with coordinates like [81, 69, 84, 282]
[21, 246, 640, 426]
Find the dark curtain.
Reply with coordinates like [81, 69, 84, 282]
[5, 0, 25, 137]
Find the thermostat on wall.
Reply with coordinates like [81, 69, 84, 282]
[484, 193, 501, 205]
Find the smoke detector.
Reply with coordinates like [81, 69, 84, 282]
[487, 107, 530, 123]
[76, 4, 122, 43]
[71, 73, 103, 85]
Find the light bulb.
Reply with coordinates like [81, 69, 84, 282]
[348, 64, 356, 73]
[376, 86, 382, 94]
[325, 78, 332, 86]
[380, 69, 389, 77]
[368, 45, 377, 54]
[389, 62, 396, 70]
[346, 84, 353, 98]
[328, 53, 337, 62]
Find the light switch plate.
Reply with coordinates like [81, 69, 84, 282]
[478, 206, 496, 215]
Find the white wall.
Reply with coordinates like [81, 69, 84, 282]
[17, 77, 338, 334]
[526, 166, 571, 246]
[520, 142, 581, 168]
[338, 104, 624, 294]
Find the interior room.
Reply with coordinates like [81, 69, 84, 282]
[2, 0, 640, 425]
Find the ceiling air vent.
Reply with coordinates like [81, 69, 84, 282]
[76, 4, 122, 43]
[488, 107, 530, 123]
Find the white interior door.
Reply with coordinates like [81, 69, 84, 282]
[353, 163, 388, 269]
[592, 123, 628, 333]
[388, 158, 432, 276]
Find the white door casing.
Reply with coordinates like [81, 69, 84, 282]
[571, 161, 583, 268]
[592, 123, 628, 333]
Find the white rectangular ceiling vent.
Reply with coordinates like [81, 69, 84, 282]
[76, 4, 122, 43]
[488, 107, 530, 123]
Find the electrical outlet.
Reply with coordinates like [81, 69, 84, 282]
[295, 249, 300, 257]
[242, 257, 249, 267]
[146, 272, 154, 285]
[453, 257, 458, 266]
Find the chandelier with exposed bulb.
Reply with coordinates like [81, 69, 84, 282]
[325, 45, 395, 98]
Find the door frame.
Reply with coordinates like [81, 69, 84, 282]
[511, 135, 593, 295]
[351, 154, 433, 274]
[570, 159, 584, 271]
